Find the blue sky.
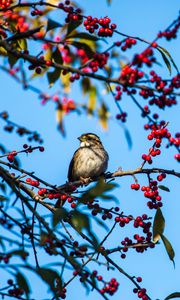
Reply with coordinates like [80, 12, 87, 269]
[0, 0, 180, 299]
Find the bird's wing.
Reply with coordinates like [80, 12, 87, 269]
[68, 149, 80, 182]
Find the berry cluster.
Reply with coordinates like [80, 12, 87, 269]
[88, 52, 109, 72]
[141, 180, 163, 209]
[158, 17, 180, 40]
[100, 278, 119, 296]
[58, 1, 82, 23]
[83, 16, 116, 37]
[0, 0, 13, 9]
[116, 112, 127, 122]
[120, 65, 144, 85]
[6, 145, 44, 163]
[121, 38, 137, 51]
[133, 286, 149, 300]
[132, 47, 156, 68]
[142, 126, 171, 164]
[114, 86, 122, 101]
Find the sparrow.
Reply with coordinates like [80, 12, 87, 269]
[68, 133, 109, 182]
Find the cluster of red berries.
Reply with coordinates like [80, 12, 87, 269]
[132, 47, 156, 68]
[7, 279, 24, 298]
[7, 150, 17, 163]
[0, 0, 13, 9]
[83, 16, 116, 37]
[120, 65, 144, 85]
[141, 180, 163, 209]
[115, 215, 132, 227]
[100, 278, 119, 296]
[158, 17, 180, 40]
[69, 73, 80, 82]
[121, 38, 137, 51]
[114, 86, 122, 101]
[88, 52, 109, 72]
[139, 89, 154, 100]
[116, 112, 127, 122]
[58, 1, 82, 23]
[26, 177, 40, 187]
[4, 10, 29, 32]
[142, 126, 171, 164]
[133, 286, 149, 300]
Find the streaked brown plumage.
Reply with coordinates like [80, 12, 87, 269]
[68, 133, 109, 182]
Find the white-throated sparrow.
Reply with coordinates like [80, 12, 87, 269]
[68, 133, 109, 182]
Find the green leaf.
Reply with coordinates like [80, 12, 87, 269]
[71, 210, 90, 232]
[36, 268, 62, 293]
[81, 179, 117, 203]
[16, 272, 30, 299]
[164, 292, 180, 300]
[88, 86, 96, 115]
[47, 47, 63, 86]
[153, 208, 165, 243]
[69, 41, 94, 57]
[122, 124, 133, 150]
[47, 68, 61, 86]
[71, 210, 99, 247]
[67, 19, 83, 35]
[158, 185, 170, 192]
[161, 234, 175, 265]
[67, 32, 99, 41]
[98, 102, 109, 130]
[156, 46, 179, 75]
[81, 77, 91, 94]
[8, 53, 18, 68]
[47, 18, 62, 32]
[52, 208, 68, 227]
[52, 47, 63, 65]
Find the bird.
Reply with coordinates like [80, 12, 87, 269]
[68, 133, 109, 183]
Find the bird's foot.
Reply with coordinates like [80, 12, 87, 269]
[80, 177, 92, 186]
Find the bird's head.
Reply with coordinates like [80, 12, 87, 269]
[78, 133, 102, 147]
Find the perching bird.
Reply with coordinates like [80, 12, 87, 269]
[68, 133, 109, 182]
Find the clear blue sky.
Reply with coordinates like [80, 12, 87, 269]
[0, 0, 180, 299]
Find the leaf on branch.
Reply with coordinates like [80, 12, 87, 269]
[157, 46, 179, 74]
[88, 86, 97, 115]
[46, 18, 62, 32]
[81, 77, 91, 94]
[153, 208, 165, 243]
[67, 32, 99, 41]
[8, 53, 18, 68]
[47, 68, 61, 87]
[36, 268, 62, 294]
[71, 210, 99, 246]
[16, 272, 30, 299]
[81, 178, 117, 203]
[68, 41, 95, 58]
[98, 102, 109, 130]
[56, 104, 66, 136]
[47, 47, 63, 87]
[161, 234, 175, 265]
[67, 19, 83, 36]
[52, 208, 68, 227]
[164, 292, 180, 300]
[158, 185, 170, 192]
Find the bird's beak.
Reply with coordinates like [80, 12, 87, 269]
[78, 136, 82, 141]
